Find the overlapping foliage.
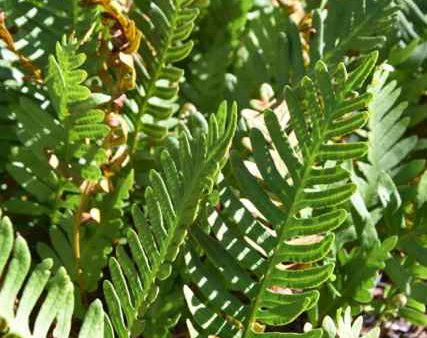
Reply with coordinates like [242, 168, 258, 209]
[0, 0, 426, 337]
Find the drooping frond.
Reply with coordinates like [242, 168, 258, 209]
[103, 102, 237, 337]
[184, 52, 378, 338]
[128, 0, 200, 150]
[0, 209, 104, 338]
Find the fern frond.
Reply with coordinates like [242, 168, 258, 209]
[6, 37, 111, 212]
[0, 0, 101, 68]
[47, 36, 110, 145]
[232, 8, 305, 106]
[47, 36, 91, 120]
[355, 64, 420, 207]
[319, 0, 398, 64]
[342, 65, 427, 325]
[5, 38, 127, 291]
[103, 102, 237, 337]
[184, 53, 378, 338]
[128, 0, 200, 150]
[0, 209, 104, 338]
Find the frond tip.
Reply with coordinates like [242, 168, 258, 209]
[47, 36, 91, 120]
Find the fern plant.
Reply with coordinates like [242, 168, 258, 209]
[127, 0, 200, 154]
[0, 0, 426, 337]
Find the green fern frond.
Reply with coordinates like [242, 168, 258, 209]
[232, 8, 304, 106]
[355, 64, 421, 207]
[184, 52, 378, 338]
[338, 65, 427, 324]
[6, 36, 111, 214]
[128, 0, 200, 150]
[47, 36, 91, 120]
[319, 0, 398, 64]
[0, 0, 100, 68]
[103, 102, 237, 337]
[47, 36, 110, 141]
[5, 38, 124, 291]
[0, 209, 104, 338]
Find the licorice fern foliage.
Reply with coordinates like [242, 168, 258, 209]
[184, 53, 378, 338]
[0, 0, 426, 337]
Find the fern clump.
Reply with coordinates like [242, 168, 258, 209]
[0, 0, 425, 337]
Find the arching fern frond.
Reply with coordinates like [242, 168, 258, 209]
[128, 0, 200, 150]
[184, 52, 378, 338]
[0, 209, 104, 338]
[103, 102, 237, 337]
